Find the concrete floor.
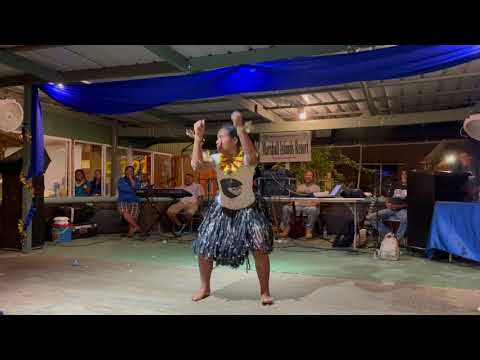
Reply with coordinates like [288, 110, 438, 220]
[2, 235, 480, 315]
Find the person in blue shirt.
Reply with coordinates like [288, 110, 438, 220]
[89, 169, 102, 196]
[74, 169, 90, 197]
[117, 165, 141, 237]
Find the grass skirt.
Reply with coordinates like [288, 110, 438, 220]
[192, 200, 273, 270]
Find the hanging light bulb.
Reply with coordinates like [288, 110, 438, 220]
[445, 153, 457, 164]
[298, 107, 307, 120]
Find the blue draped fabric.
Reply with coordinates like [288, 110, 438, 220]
[427, 202, 480, 262]
[27, 86, 44, 179]
[22, 205, 35, 233]
[40, 45, 480, 115]
[23, 86, 44, 236]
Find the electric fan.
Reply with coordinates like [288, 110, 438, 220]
[0, 98, 23, 132]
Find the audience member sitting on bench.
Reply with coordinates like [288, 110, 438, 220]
[74, 169, 91, 197]
[89, 169, 102, 196]
[167, 173, 205, 236]
[279, 170, 320, 239]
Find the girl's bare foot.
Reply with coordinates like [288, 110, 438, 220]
[261, 293, 274, 305]
[192, 288, 211, 302]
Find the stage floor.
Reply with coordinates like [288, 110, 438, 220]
[1, 234, 480, 315]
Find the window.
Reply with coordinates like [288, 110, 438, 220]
[153, 153, 173, 187]
[133, 150, 152, 184]
[106, 146, 112, 196]
[116, 148, 129, 176]
[44, 137, 70, 198]
[74, 141, 103, 195]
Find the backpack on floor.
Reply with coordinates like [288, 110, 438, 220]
[333, 221, 354, 247]
[374, 233, 400, 261]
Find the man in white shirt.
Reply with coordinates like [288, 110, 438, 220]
[279, 170, 321, 239]
[167, 173, 205, 235]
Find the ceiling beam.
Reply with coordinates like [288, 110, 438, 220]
[249, 84, 363, 100]
[262, 87, 480, 110]
[118, 125, 191, 139]
[265, 98, 367, 110]
[369, 71, 480, 88]
[189, 45, 378, 72]
[118, 106, 478, 139]
[61, 61, 180, 82]
[251, 106, 477, 133]
[230, 96, 284, 122]
[249, 71, 480, 100]
[360, 81, 376, 115]
[143, 108, 192, 124]
[0, 62, 181, 86]
[144, 45, 190, 72]
[0, 49, 65, 82]
[0, 75, 31, 88]
[283, 111, 364, 120]
[7, 45, 69, 53]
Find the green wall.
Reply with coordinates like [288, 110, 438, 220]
[43, 107, 113, 145]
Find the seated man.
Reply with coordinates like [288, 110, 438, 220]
[140, 173, 151, 188]
[167, 173, 205, 235]
[366, 170, 408, 241]
[279, 170, 320, 239]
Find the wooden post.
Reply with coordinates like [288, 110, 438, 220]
[32, 174, 45, 248]
[357, 144, 363, 189]
[21, 80, 33, 253]
[111, 120, 119, 196]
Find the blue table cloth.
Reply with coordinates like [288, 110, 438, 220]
[427, 201, 480, 262]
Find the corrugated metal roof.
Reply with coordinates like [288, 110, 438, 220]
[2, 45, 480, 134]
[0, 45, 277, 76]
[17, 45, 163, 71]
[170, 45, 272, 58]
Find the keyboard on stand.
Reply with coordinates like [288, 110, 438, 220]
[135, 188, 192, 199]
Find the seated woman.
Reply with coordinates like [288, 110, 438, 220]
[117, 165, 141, 237]
[74, 169, 91, 197]
[89, 169, 102, 196]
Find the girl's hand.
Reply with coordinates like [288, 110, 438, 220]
[193, 119, 206, 139]
[231, 111, 243, 128]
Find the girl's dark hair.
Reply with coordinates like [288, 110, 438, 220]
[75, 169, 86, 180]
[220, 125, 239, 141]
[124, 165, 135, 175]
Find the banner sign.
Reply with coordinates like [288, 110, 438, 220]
[258, 131, 311, 163]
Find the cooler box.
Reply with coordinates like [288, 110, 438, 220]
[52, 217, 72, 243]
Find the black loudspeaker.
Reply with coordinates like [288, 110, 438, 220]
[407, 171, 469, 250]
